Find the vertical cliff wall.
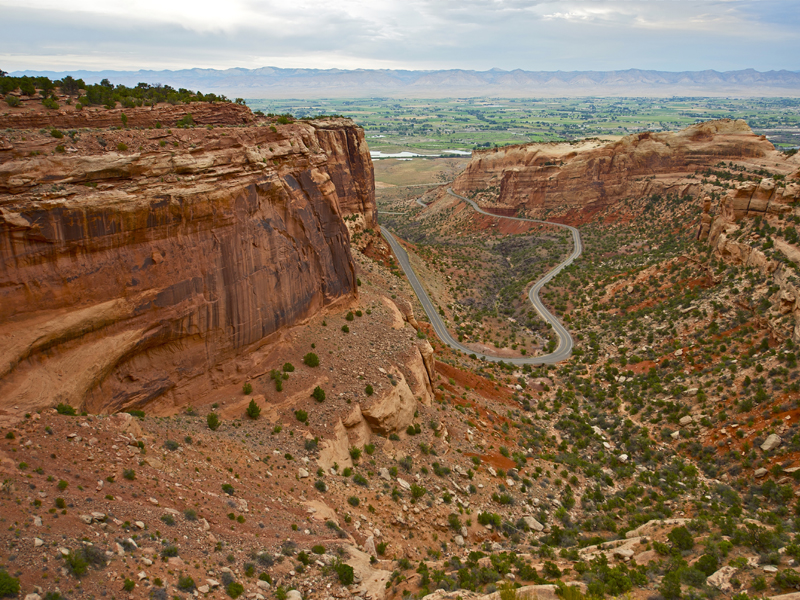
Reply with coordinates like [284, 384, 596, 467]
[452, 119, 777, 223]
[0, 113, 376, 415]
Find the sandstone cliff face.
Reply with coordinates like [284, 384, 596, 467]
[0, 112, 376, 415]
[452, 119, 777, 222]
[699, 177, 800, 340]
[0, 101, 254, 130]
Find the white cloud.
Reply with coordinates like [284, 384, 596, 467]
[0, 0, 796, 72]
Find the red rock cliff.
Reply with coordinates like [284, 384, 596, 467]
[0, 111, 375, 416]
[452, 119, 777, 222]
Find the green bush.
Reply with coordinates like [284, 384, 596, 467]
[4, 95, 20, 107]
[776, 569, 800, 588]
[226, 581, 244, 598]
[365, 384, 374, 396]
[314, 479, 326, 492]
[348, 496, 360, 506]
[160, 514, 175, 526]
[334, 561, 354, 585]
[184, 509, 197, 521]
[116, 142, 128, 152]
[42, 97, 59, 109]
[246, 399, 261, 419]
[312, 544, 326, 554]
[349, 447, 362, 461]
[346, 311, 354, 321]
[0, 570, 20, 597]
[243, 382, 253, 395]
[164, 439, 179, 451]
[341, 325, 349, 333]
[177, 113, 195, 128]
[123, 469, 135, 481]
[122, 578, 135, 591]
[222, 483, 235, 495]
[668, 526, 694, 551]
[283, 362, 295, 372]
[178, 574, 195, 591]
[303, 352, 319, 367]
[311, 386, 326, 403]
[207, 413, 220, 430]
[56, 403, 76, 415]
[695, 553, 718, 576]
[295, 410, 308, 423]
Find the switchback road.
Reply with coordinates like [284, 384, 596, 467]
[380, 188, 582, 365]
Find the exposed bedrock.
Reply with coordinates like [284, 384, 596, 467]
[0, 114, 376, 416]
[451, 119, 777, 223]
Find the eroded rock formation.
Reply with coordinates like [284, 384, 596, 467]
[452, 119, 777, 222]
[0, 107, 376, 415]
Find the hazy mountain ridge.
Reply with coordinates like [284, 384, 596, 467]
[10, 67, 800, 98]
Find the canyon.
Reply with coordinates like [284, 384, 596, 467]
[0, 103, 376, 418]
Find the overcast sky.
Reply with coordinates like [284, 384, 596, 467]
[2, 0, 799, 73]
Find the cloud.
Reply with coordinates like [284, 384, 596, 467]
[0, 0, 797, 72]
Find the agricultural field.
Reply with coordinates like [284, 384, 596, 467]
[245, 97, 800, 153]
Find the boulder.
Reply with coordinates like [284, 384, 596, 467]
[707, 566, 737, 592]
[361, 369, 416, 435]
[762, 434, 782, 452]
[522, 516, 544, 532]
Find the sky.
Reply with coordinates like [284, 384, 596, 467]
[2, 0, 799, 73]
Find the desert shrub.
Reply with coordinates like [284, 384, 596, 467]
[303, 352, 319, 367]
[314, 479, 327, 492]
[56, 403, 76, 415]
[160, 514, 175, 526]
[353, 473, 368, 486]
[341, 325, 349, 333]
[178, 574, 195, 591]
[283, 362, 295, 372]
[312, 544, 326, 554]
[410, 483, 426, 499]
[0, 570, 20, 597]
[4, 95, 20, 107]
[365, 384, 374, 396]
[668, 525, 694, 551]
[346, 311, 354, 321]
[348, 496, 360, 506]
[222, 483, 235, 495]
[161, 545, 178, 558]
[123, 578, 135, 591]
[163, 439, 179, 451]
[246, 399, 261, 419]
[311, 386, 326, 403]
[333, 560, 354, 585]
[207, 413, 220, 430]
[184, 509, 197, 521]
[776, 569, 800, 588]
[123, 469, 135, 481]
[242, 382, 253, 395]
[116, 142, 128, 152]
[176, 114, 195, 128]
[349, 446, 362, 461]
[295, 410, 308, 423]
[226, 581, 244, 598]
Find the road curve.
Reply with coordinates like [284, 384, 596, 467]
[380, 188, 582, 365]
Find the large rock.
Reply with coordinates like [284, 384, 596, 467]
[0, 114, 375, 417]
[761, 434, 782, 452]
[318, 418, 354, 471]
[707, 566, 738, 592]
[360, 368, 417, 435]
[522, 516, 544, 532]
[406, 342, 435, 406]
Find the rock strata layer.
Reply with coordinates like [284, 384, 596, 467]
[0, 107, 375, 415]
[452, 119, 775, 223]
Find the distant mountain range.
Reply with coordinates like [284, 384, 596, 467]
[11, 67, 800, 98]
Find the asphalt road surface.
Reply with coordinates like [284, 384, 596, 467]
[380, 188, 582, 365]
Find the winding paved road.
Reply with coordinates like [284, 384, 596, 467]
[380, 188, 582, 365]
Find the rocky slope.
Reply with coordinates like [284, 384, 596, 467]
[0, 105, 376, 419]
[451, 119, 781, 223]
